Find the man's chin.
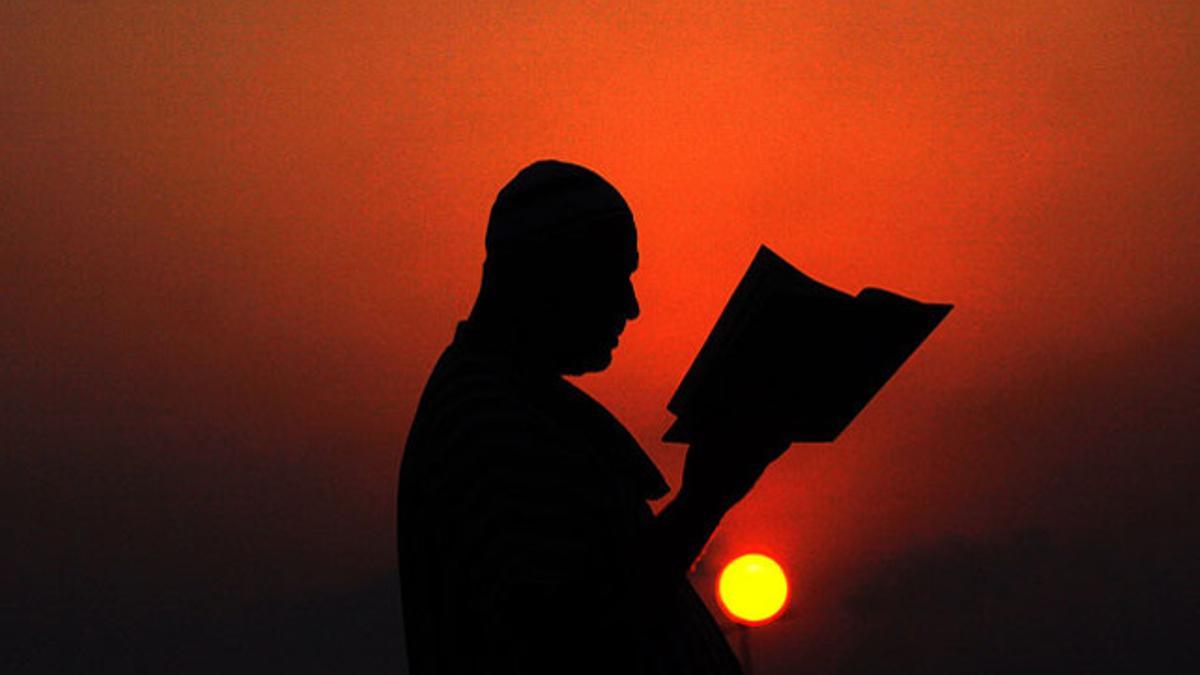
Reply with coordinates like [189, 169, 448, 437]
[560, 348, 614, 376]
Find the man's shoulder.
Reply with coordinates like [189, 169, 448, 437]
[420, 344, 545, 423]
[408, 344, 570, 464]
[402, 344, 624, 511]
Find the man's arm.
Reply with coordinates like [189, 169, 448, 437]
[444, 427, 641, 674]
[648, 432, 791, 577]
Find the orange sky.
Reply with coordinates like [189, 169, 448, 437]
[5, 2, 1198, 671]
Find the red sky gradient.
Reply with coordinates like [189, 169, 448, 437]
[5, 2, 1198, 672]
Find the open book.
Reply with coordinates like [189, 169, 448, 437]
[664, 246, 952, 443]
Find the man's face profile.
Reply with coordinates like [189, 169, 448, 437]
[478, 160, 641, 376]
[540, 226, 640, 375]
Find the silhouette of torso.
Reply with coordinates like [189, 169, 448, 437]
[398, 320, 741, 674]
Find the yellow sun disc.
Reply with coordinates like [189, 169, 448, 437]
[717, 553, 789, 625]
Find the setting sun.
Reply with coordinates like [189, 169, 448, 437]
[717, 553, 790, 626]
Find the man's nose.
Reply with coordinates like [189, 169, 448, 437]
[625, 280, 640, 320]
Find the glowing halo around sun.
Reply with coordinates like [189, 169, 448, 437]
[717, 553, 789, 626]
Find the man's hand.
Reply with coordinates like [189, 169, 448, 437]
[679, 429, 791, 515]
[650, 429, 791, 575]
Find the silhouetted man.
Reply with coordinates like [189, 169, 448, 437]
[398, 160, 788, 674]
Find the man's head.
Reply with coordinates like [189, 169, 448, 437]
[472, 160, 640, 375]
